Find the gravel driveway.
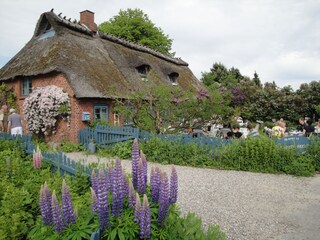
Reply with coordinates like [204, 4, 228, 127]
[66, 152, 320, 240]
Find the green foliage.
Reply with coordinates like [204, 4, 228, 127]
[114, 83, 227, 134]
[58, 141, 84, 153]
[201, 61, 320, 123]
[99, 8, 173, 54]
[164, 206, 226, 240]
[306, 138, 320, 171]
[139, 137, 214, 167]
[215, 136, 315, 176]
[0, 82, 17, 109]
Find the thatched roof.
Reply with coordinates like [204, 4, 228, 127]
[0, 11, 203, 98]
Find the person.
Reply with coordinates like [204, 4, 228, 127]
[247, 122, 260, 138]
[303, 119, 315, 137]
[7, 108, 23, 135]
[272, 121, 285, 138]
[315, 119, 320, 134]
[0, 105, 8, 132]
[296, 117, 307, 132]
[225, 124, 243, 139]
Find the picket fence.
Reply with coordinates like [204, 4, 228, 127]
[78, 125, 314, 153]
[78, 125, 139, 146]
[78, 125, 230, 151]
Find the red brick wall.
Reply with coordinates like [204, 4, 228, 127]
[3, 72, 116, 144]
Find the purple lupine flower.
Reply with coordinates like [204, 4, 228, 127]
[40, 182, 53, 225]
[139, 194, 151, 239]
[158, 172, 170, 226]
[52, 190, 65, 233]
[97, 168, 109, 230]
[91, 170, 98, 194]
[132, 138, 140, 189]
[140, 151, 148, 186]
[170, 166, 178, 204]
[61, 179, 76, 225]
[134, 192, 141, 223]
[150, 167, 161, 204]
[90, 187, 98, 213]
[137, 158, 147, 194]
[128, 181, 136, 208]
[112, 159, 124, 217]
[106, 163, 113, 192]
[122, 169, 129, 198]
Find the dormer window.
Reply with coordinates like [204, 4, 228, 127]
[168, 72, 179, 86]
[35, 16, 55, 40]
[136, 64, 151, 81]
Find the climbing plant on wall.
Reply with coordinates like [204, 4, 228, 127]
[23, 85, 71, 136]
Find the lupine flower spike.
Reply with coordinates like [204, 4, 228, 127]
[90, 187, 98, 213]
[139, 194, 151, 239]
[134, 192, 141, 223]
[158, 172, 170, 226]
[33, 145, 42, 169]
[150, 167, 161, 204]
[170, 166, 178, 204]
[122, 168, 129, 198]
[112, 159, 124, 217]
[128, 180, 136, 208]
[39, 182, 52, 225]
[132, 138, 140, 189]
[91, 170, 98, 194]
[61, 179, 76, 225]
[52, 190, 65, 233]
[97, 168, 109, 229]
[137, 158, 147, 194]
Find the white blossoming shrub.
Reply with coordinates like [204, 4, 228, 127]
[23, 85, 71, 135]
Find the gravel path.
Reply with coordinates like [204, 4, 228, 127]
[66, 152, 320, 240]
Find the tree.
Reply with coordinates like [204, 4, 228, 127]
[98, 8, 173, 55]
[114, 83, 227, 134]
[252, 71, 262, 87]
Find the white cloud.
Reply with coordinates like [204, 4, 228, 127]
[0, 0, 319, 89]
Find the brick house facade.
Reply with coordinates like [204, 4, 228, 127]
[0, 10, 202, 143]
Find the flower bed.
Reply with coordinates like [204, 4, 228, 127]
[0, 139, 226, 239]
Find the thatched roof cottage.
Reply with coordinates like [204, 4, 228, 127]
[0, 10, 202, 143]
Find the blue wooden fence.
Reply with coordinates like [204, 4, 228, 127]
[78, 125, 139, 147]
[78, 126, 316, 154]
[0, 132, 92, 177]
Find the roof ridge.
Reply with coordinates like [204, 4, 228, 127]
[47, 10, 188, 66]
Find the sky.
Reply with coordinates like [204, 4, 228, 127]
[0, 0, 319, 89]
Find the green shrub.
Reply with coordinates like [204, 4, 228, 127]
[215, 136, 315, 176]
[165, 206, 226, 240]
[58, 141, 84, 153]
[306, 138, 320, 171]
[140, 137, 213, 167]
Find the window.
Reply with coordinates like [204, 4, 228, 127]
[136, 64, 151, 81]
[35, 17, 55, 40]
[21, 78, 32, 96]
[168, 72, 179, 86]
[94, 105, 109, 122]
